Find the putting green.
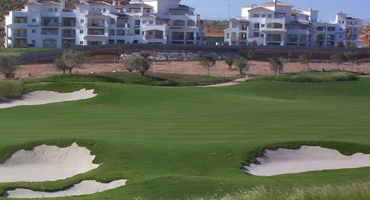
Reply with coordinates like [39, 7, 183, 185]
[0, 78, 370, 199]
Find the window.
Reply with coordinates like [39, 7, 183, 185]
[146, 9, 150, 13]
[327, 27, 335, 31]
[80, 30, 83, 34]
[54, 8, 57, 12]
[134, 29, 140, 35]
[48, 8, 52, 12]
[253, 32, 259, 37]
[32, 19, 36, 22]
[80, 19, 84, 23]
[261, 24, 265, 28]
[253, 14, 260, 18]
[32, 40, 35, 44]
[268, 14, 272, 18]
[149, 21, 153, 25]
[32, 29, 36, 33]
[103, 8, 106, 12]
[226, 33, 229, 38]
[339, 35, 342, 38]
[135, 20, 140, 25]
[254, 23, 260, 29]
[262, 14, 266, 18]
[354, 29, 357, 31]
[142, 20, 147, 24]
[80, 41, 83, 45]
[260, 34, 264, 37]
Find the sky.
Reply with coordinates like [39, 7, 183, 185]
[181, 0, 370, 22]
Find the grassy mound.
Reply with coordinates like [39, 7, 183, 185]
[0, 80, 22, 101]
[249, 71, 358, 83]
[27, 73, 233, 86]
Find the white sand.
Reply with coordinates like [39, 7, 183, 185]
[0, 142, 100, 182]
[0, 89, 97, 109]
[243, 146, 370, 176]
[5, 179, 127, 198]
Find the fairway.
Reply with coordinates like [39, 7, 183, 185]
[1, 78, 370, 199]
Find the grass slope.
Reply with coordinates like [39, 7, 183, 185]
[0, 78, 370, 199]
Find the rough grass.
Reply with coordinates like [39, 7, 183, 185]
[249, 71, 358, 83]
[25, 73, 234, 86]
[0, 80, 22, 101]
[199, 180, 370, 200]
[1, 78, 370, 199]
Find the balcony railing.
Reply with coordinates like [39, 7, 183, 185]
[88, 23, 105, 27]
[146, 36, 164, 39]
[117, 23, 127, 28]
[62, 33, 76, 37]
[14, 33, 27, 37]
[41, 31, 59, 35]
[42, 23, 60, 27]
[266, 37, 282, 42]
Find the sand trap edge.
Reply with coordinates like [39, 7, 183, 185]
[242, 145, 370, 176]
[0, 142, 101, 183]
[0, 89, 97, 109]
[4, 179, 127, 198]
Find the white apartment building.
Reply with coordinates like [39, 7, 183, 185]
[224, 0, 363, 48]
[5, 0, 206, 48]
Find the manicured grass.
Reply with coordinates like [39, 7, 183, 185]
[0, 48, 54, 54]
[0, 78, 370, 199]
[248, 71, 358, 82]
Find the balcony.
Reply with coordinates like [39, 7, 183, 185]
[266, 36, 282, 42]
[41, 31, 59, 35]
[87, 29, 105, 35]
[62, 33, 76, 38]
[13, 33, 27, 37]
[88, 23, 105, 28]
[14, 18, 27, 24]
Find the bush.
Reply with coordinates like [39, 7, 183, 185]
[0, 80, 23, 101]
[248, 71, 358, 83]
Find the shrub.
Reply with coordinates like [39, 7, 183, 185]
[248, 71, 358, 83]
[0, 80, 22, 101]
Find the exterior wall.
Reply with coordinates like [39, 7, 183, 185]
[4, 0, 205, 48]
[224, 1, 362, 48]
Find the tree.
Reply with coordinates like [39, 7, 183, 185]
[199, 55, 215, 76]
[247, 51, 255, 61]
[330, 53, 345, 69]
[0, 55, 19, 79]
[54, 50, 85, 74]
[225, 57, 234, 70]
[53, 58, 68, 74]
[139, 51, 151, 60]
[124, 56, 150, 76]
[344, 51, 357, 64]
[234, 56, 249, 74]
[269, 57, 284, 75]
[299, 54, 311, 70]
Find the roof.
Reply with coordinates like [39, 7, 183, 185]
[28, 0, 61, 6]
[347, 17, 362, 20]
[291, 10, 309, 16]
[287, 21, 310, 25]
[337, 11, 347, 15]
[77, 1, 111, 6]
[125, 3, 153, 8]
[249, 7, 273, 12]
[258, 1, 294, 7]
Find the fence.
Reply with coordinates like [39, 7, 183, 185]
[21, 44, 370, 63]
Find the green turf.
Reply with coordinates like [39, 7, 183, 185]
[1, 78, 370, 199]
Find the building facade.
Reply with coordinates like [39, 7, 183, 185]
[224, 0, 363, 48]
[5, 0, 206, 48]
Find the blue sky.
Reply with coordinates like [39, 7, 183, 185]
[181, 0, 370, 22]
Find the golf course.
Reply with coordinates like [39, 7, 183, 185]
[0, 73, 370, 199]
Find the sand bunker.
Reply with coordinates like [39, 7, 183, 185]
[0, 89, 97, 109]
[0, 142, 100, 182]
[243, 146, 370, 176]
[5, 180, 127, 198]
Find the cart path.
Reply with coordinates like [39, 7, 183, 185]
[198, 77, 249, 87]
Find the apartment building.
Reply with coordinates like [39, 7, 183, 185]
[5, 0, 206, 48]
[224, 0, 363, 47]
